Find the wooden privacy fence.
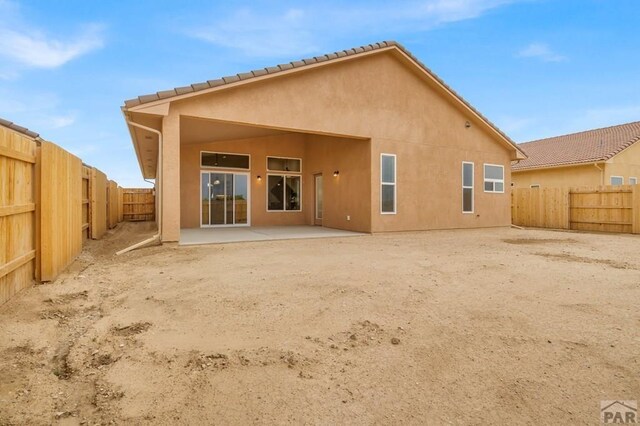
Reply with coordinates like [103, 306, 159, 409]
[0, 125, 37, 305]
[36, 142, 83, 281]
[512, 185, 640, 234]
[122, 188, 155, 221]
[1, 121, 127, 305]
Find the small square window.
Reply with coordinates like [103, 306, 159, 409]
[484, 164, 504, 193]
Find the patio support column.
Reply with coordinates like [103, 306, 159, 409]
[161, 112, 181, 242]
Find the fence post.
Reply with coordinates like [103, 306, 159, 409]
[563, 187, 571, 230]
[633, 185, 640, 235]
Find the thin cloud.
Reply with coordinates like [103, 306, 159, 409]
[419, 0, 521, 23]
[0, 25, 104, 68]
[0, 1, 105, 69]
[517, 43, 566, 62]
[186, 1, 525, 57]
[189, 8, 318, 58]
[48, 114, 76, 129]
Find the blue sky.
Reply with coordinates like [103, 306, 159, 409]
[0, 0, 639, 186]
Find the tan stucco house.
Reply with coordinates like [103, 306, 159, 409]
[512, 121, 640, 188]
[122, 41, 526, 243]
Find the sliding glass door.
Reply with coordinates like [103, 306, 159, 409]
[201, 172, 249, 226]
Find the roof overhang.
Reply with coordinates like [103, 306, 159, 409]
[512, 160, 606, 173]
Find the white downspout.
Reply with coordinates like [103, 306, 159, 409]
[116, 117, 163, 255]
[594, 163, 604, 185]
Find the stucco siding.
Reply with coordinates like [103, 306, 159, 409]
[605, 140, 640, 184]
[512, 164, 602, 188]
[152, 50, 518, 239]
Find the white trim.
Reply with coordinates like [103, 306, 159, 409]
[610, 175, 624, 186]
[266, 173, 303, 212]
[266, 156, 302, 173]
[483, 163, 505, 193]
[380, 153, 397, 214]
[630, 177, 638, 185]
[200, 170, 251, 227]
[200, 150, 251, 170]
[462, 161, 474, 214]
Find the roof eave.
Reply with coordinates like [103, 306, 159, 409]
[122, 45, 400, 114]
[512, 160, 606, 172]
[122, 108, 154, 180]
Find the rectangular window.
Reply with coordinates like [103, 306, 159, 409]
[267, 157, 301, 173]
[267, 175, 301, 211]
[484, 164, 505, 193]
[462, 162, 474, 213]
[201, 152, 250, 169]
[380, 154, 396, 214]
[629, 177, 637, 185]
[610, 176, 624, 186]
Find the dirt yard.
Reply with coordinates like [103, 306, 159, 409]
[1, 223, 639, 425]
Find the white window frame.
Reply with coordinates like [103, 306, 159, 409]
[629, 177, 637, 185]
[266, 174, 302, 212]
[483, 164, 505, 193]
[200, 151, 251, 170]
[266, 156, 302, 173]
[462, 161, 474, 214]
[610, 176, 624, 186]
[380, 153, 397, 214]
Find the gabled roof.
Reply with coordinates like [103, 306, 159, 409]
[122, 41, 525, 158]
[0, 117, 40, 139]
[513, 121, 640, 171]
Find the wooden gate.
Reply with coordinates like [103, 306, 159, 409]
[122, 188, 155, 221]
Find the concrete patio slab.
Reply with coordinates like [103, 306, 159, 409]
[179, 226, 366, 245]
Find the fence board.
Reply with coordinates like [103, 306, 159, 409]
[512, 185, 639, 234]
[90, 168, 107, 239]
[82, 165, 91, 240]
[38, 142, 83, 281]
[117, 187, 124, 223]
[0, 125, 36, 305]
[122, 188, 155, 221]
[107, 180, 118, 229]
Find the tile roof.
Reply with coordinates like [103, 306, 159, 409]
[122, 40, 521, 153]
[122, 41, 403, 108]
[0, 117, 40, 139]
[512, 121, 640, 171]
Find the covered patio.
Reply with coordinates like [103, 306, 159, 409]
[179, 226, 365, 245]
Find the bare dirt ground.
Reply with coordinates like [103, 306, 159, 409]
[1, 223, 639, 425]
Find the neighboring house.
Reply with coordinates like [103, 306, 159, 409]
[122, 41, 526, 242]
[512, 121, 640, 188]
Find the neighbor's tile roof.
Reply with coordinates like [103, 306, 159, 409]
[0, 117, 40, 139]
[512, 121, 640, 171]
[122, 40, 520, 151]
